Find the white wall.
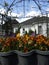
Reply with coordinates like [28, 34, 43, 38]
[20, 23, 47, 36]
[13, 27, 18, 33]
[13, 23, 47, 36]
[20, 24, 38, 35]
[20, 28, 23, 36]
[32, 24, 38, 34]
[42, 23, 47, 36]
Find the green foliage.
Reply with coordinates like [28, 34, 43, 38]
[28, 29, 34, 35]
[15, 26, 21, 34]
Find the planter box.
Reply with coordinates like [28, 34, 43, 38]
[0, 51, 18, 65]
[15, 50, 37, 65]
[36, 50, 49, 65]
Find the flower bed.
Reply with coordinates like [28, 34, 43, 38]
[0, 34, 49, 52]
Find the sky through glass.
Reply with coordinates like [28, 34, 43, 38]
[0, 0, 49, 22]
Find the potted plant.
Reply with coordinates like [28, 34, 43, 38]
[15, 34, 37, 65]
[35, 35, 49, 65]
[0, 37, 18, 65]
[1, 34, 49, 65]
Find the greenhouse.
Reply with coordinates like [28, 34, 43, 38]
[0, 0, 49, 65]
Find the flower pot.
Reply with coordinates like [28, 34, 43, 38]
[0, 59, 2, 65]
[36, 50, 49, 65]
[0, 51, 12, 65]
[15, 50, 37, 65]
[8, 52, 18, 65]
[0, 51, 18, 65]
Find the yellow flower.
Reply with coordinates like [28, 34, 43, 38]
[16, 33, 20, 37]
[28, 40, 32, 45]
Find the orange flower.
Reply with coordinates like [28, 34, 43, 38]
[0, 38, 4, 43]
[22, 38, 28, 44]
[24, 46, 28, 52]
[29, 36, 35, 40]
[46, 40, 49, 46]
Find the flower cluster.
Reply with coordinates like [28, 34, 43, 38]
[0, 38, 5, 51]
[16, 34, 35, 52]
[0, 34, 49, 52]
[35, 35, 49, 51]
